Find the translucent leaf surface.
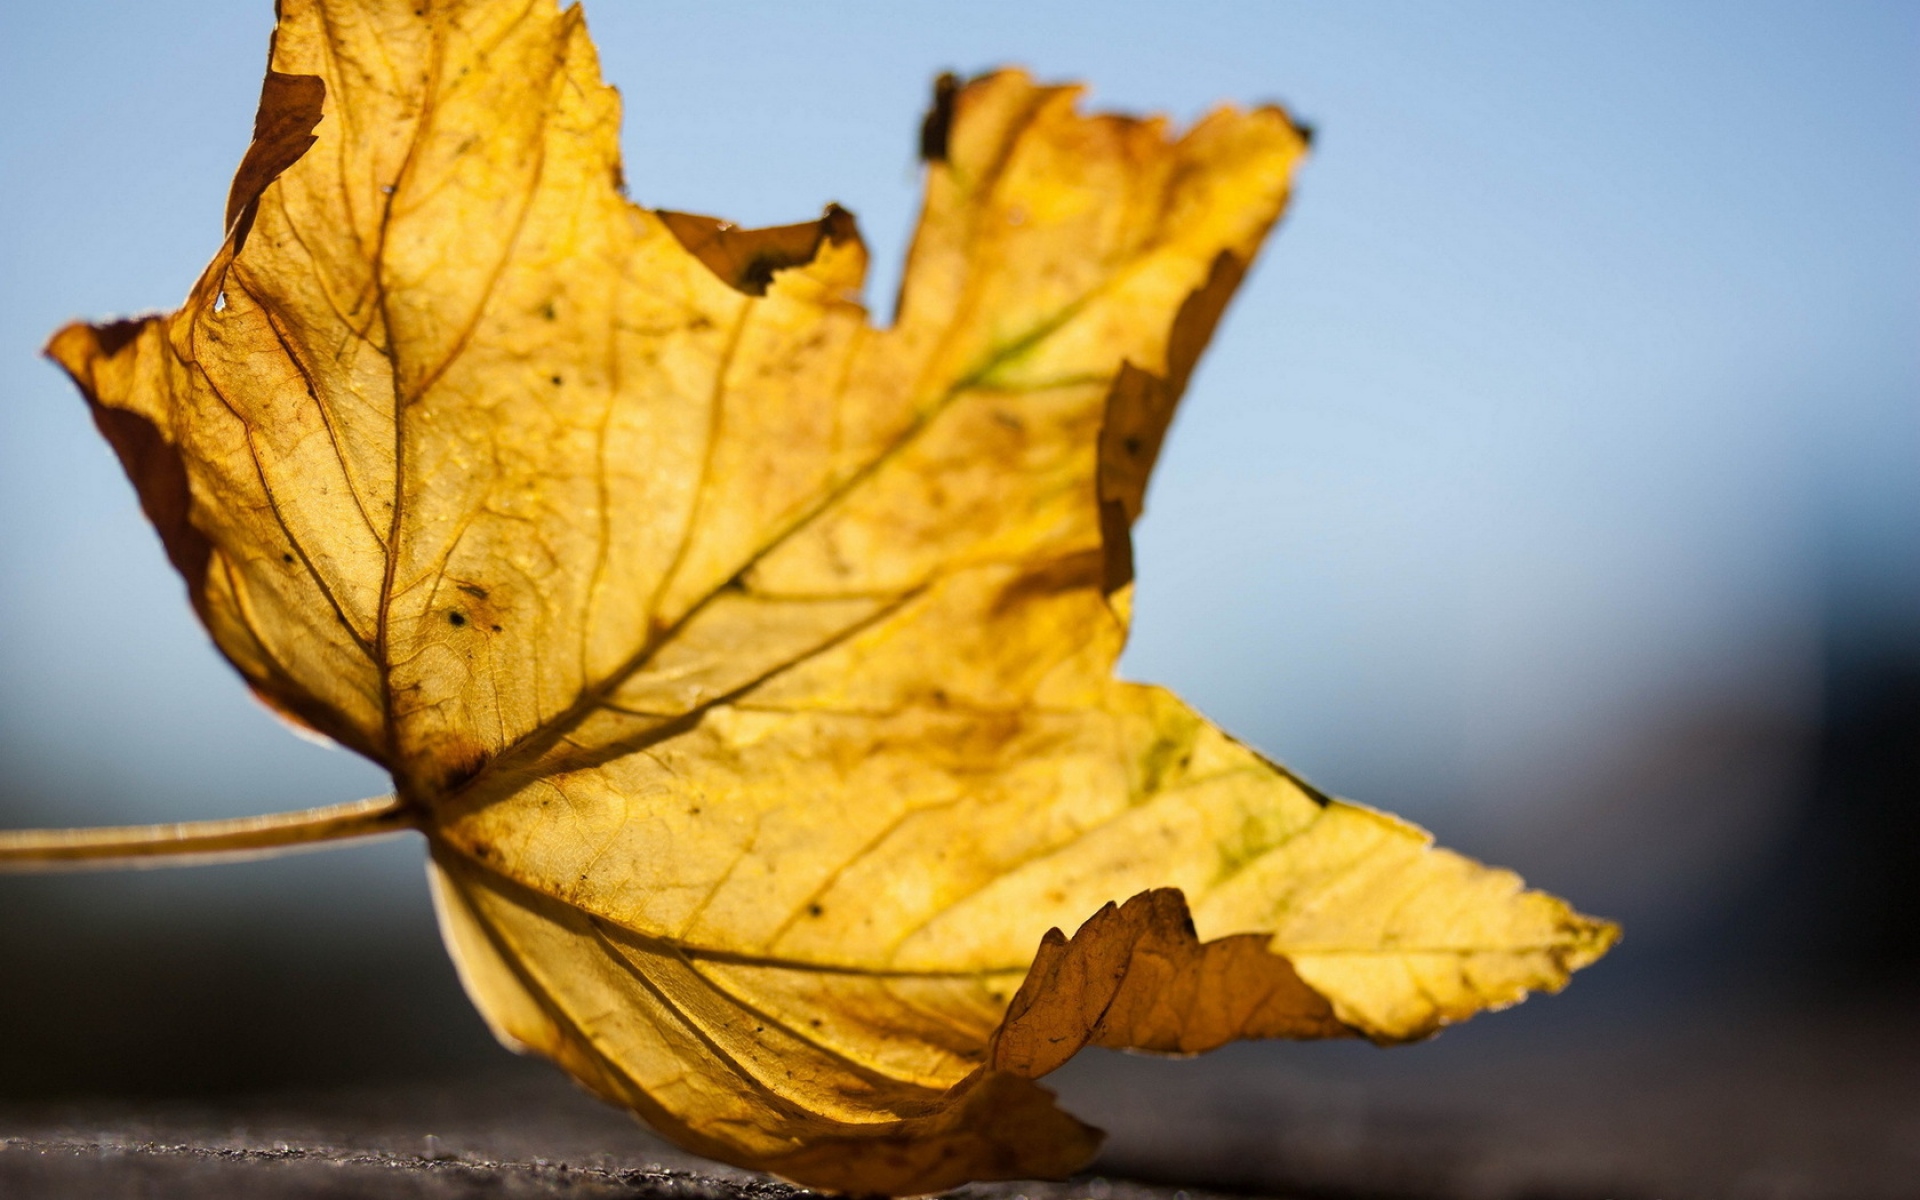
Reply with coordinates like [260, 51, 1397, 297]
[41, 1, 1616, 1191]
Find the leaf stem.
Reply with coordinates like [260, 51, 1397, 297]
[0, 795, 414, 872]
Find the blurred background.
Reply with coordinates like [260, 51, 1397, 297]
[2, 2, 1915, 1196]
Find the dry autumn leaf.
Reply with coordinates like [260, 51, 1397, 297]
[0, 1, 1617, 1193]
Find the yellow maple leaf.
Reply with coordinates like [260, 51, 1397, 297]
[1, 1, 1616, 1192]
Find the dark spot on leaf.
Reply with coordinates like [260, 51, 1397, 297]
[540, 302, 557, 321]
[741, 255, 781, 294]
[688, 806, 701, 816]
[490, 623, 503, 632]
[441, 750, 489, 792]
[809, 1018, 823, 1028]
[808, 904, 824, 917]
[457, 583, 489, 600]
[551, 375, 563, 386]
[282, 553, 295, 564]
[920, 72, 960, 162]
[448, 611, 467, 627]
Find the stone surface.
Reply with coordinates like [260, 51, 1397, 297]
[5, 985, 1917, 1200]
[0, 1072, 1231, 1200]
[4, 863, 1916, 1200]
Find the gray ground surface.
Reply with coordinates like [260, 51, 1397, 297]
[0, 1072, 1219, 1200]
[5, 989, 1916, 1200]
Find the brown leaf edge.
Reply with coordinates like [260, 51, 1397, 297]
[1094, 249, 1249, 599]
[988, 888, 1352, 1075]
[659, 204, 863, 297]
[225, 69, 326, 254]
[754, 888, 1352, 1195]
[44, 66, 328, 616]
[41, 65, 381, 758]
[45, 320, 210, 616]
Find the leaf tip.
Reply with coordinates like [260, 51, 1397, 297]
[42, 317, 147, 382]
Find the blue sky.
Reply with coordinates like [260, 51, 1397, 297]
[1, 1, 1914, 937]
